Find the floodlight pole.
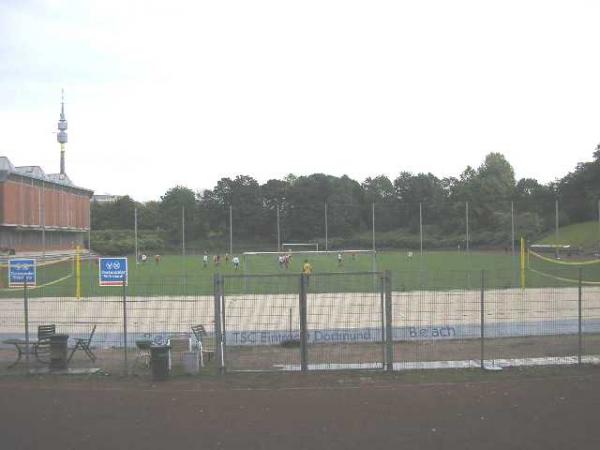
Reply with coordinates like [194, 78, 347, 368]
[372, 202, 376, 252]
[419, 202, 423, 257]
[276, 204, 281, 252]
[555, 199, 559, 258]
[229, 205, 233, 255]
[182, 206, 186, 288]
[511, 201, 515, 258]
[88, 200, 92, 289]
[134, 207, 138, 265]
[324, 202, 328, 252]
[41, 180, 46, 260]
[465, 201, 469, 253]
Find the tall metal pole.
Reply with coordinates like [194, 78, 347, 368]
[465, 201, 470, 253]
[372, 202, 376, 252]
[229, 205, 233, 255]
[511, 201, 515, 258]
[324, 202, 328, 252]
[41, 180, 46, 260]
[134, 207, 138, 265]
[182, 206, 186, 258]
[555, 198, 559, 258]
[276, 204, 281, 252]
[88, 200, 92, 290]
[419, 202, 423, 257]
[511, 200, 517, 288]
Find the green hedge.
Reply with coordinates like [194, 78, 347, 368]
[90, 230, 165, 255]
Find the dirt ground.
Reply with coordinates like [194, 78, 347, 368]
[1, 367, 600, 450]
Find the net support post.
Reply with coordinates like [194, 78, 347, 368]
[299, 274, 308, 372]
[384, 270, 393, 372]
[122, 276, 128, 376]
[578, 268, 582, 366]
[480, 270, 485, 370]
[214, 273, 225, 375]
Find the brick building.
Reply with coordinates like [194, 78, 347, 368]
[0, 156, 93, 253]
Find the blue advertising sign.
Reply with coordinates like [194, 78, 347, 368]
[99, 257, 128, 286]
[8, 258, 36, 287]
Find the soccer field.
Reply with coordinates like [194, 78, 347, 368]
[1, 250, 599, 298]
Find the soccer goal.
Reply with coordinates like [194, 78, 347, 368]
[242, 249, 378, 275]
[281, 242, 319, 252]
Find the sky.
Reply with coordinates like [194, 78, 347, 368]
[1, 0, 599, 202]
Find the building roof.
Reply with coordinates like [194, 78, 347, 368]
[0, 156, 93, 194]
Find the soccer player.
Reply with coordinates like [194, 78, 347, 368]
[302, 259, 313, 287]
[203, 252, 208, 268]
[303, 259, 312, 274]
[283, 254, 290, 270]
[154, 254, 160, 265]
[337, 252, 343, 266]
[232, 256, 240, 270]
[141, 254, 147, 264]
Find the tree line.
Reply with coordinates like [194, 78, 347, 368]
[91, 150, 600, 253]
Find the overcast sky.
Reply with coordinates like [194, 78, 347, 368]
[1, 0, 599, 201]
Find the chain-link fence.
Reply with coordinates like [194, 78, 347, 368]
[0, 280, 214, 375]
[1, 270, 599, 375]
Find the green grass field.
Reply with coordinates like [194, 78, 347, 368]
[2, 249, 599, 298]
[538, 220, 600, 249]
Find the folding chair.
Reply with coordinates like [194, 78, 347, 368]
[34, 324, 56, 363]
[191, 325, 215, 362]
[68, 325, 97, 363]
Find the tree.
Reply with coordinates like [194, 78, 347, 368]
[159, 186, 200, 243]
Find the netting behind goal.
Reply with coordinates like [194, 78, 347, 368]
[242, 249, 378, 275]
[0, 255, 75, 290]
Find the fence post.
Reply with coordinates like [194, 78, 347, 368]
[299, 274, 308, 372]
[384, 270, 393, 372]
[24, 279, 30, 370]
[122, 275, 128, 375]
[214, 273, 225, 375]
[578, 268, 582, 366]
[480, 270, 485, 370]
[380, 273, 385, 368]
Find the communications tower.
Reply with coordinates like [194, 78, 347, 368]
[57, 89, 68, 176]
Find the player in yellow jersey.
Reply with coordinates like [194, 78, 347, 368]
[302, 259, 312, 274]
[302, 259, 313, 288]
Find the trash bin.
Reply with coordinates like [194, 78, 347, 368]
[49, 334, 69, 370]
[150, 345, 170, 381]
